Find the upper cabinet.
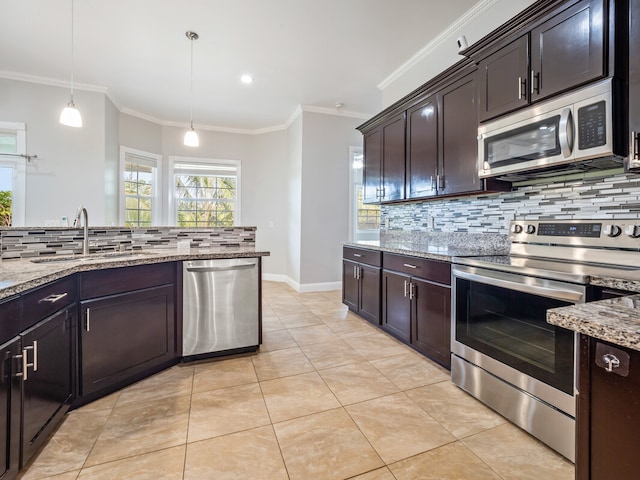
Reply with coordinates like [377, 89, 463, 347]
[478, 0, 606, 122]
[363, 113, 406, 203]
[629, 0, 640, 167]
[406, 95, 438, 199]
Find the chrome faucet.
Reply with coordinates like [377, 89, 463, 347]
[73, 206, 89, 255]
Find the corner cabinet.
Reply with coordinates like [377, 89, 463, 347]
[78, 263, 177, 401]
[478, 0, 606, 122]
[576, 335, 640, 479]
[342, 247, 381, 325]
[381, 253, 451, 368]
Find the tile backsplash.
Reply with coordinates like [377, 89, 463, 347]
[0, 226, 256, 259]
[382, 172, 640, 233]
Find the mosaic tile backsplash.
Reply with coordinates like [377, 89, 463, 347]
[382, 172, 640, 233]
[0, 227, 256, 259]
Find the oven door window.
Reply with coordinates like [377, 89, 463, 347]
[455, 278, 574, 395]
[485, 116, 561, 167]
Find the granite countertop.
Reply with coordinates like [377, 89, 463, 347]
[0, 247, 270, 300]
[548, 295, 640, 351]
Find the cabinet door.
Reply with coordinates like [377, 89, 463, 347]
[439, 74, 480, 196]
[358, 264, 381, 325]
[381, 113, 406, 202]
[80, 285, 175, 397]
[586, 338, 640, 479]
[630, 0, 640, 165]
[21, 307, 74, 466]
[0, 337, 21, 480]
[530, 0, 605, 102]
[406, 95, 438, 199]
[478, 35, 529, 122]
[363, 128, 381, 204]
[342, 260, 360, 312]
[411, 277, 451, 368]
[381, 270, 411, 342]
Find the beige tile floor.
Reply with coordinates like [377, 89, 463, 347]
[18, 281, 575, 480]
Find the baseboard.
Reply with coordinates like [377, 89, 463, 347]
[262, 274, 341, 293]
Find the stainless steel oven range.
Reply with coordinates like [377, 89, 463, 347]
[451, 220, 640, 462]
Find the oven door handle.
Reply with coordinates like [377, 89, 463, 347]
[453, 268, 585, 303]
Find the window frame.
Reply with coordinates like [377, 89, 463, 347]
[0, 122, 27, 227]
[167, 156, 241, 227]
[348, 146, 379, 241]
[119, 146, 162, 226]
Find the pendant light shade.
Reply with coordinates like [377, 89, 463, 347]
[184, 31, 199, 147]
[60, 0, 82, 127]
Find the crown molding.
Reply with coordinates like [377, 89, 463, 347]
[301, 105, 372, 120]
[377, 0, 500, 90]
[0, 69, 108, 94]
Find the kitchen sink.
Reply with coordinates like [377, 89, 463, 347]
[30, 251, 153, 264]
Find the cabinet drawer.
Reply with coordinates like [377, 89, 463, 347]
[383, 253, 451, 285]
[80, 262, 175, 299]
[0, 296, 21, 345]
[22, 276, 77, 330]
[343, 247, 381, 267]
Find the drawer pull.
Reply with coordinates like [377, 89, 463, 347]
[403, 280, 409, 298]
[39, 292, 68, 304]
[86, 308, 91, 332]
[403, 264, 417, 269]
[353, 253, 362, 258]
[22, 341, 37, 381]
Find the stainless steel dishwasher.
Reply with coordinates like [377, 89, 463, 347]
[182, 258, 259, 360]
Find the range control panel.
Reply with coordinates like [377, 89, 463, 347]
[509, 220, 640, 249]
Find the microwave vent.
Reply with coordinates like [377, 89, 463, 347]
[494, 155, 624, 182]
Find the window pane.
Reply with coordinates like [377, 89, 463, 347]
[175, 169, 237, 227]
[356, 187, 380, 230]
[125, 197, 139, 209]
[0, 132, 17, 154]
[123, 156, 156, 227]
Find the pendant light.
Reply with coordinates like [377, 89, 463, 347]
[184, 31, 199, 147]
[60, 0, 82, 127]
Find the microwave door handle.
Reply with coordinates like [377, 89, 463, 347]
[559, 108, 574, 158]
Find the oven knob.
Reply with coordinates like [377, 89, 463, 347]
[604, 225, 622, 237]
[625, 225, 640, 238]
[526, 225, 536, 234]
[511, 224, 523, 234]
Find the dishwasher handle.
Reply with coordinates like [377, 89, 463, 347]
[186, 263, 256, 273]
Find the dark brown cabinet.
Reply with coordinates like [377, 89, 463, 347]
[530, 0, 605, 102]
[381, 253, 451, 368]
[406, 95, 438, 199]
[0, 297, 22, 480]
[342, 247, 381, 325]
[629, 0, 640, 166]
[478, 35, 529, 122]
[438, 73, 480, 196]
[78, 263, 177, 400]
[576, 335, 640, 479]
[362, 113, 406, 203]
[478, 0, 606, 122]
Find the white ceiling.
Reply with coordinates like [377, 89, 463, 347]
[1, 0, 479, 132]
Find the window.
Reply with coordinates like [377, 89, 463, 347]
[0, 122, 27, 227]
[119, 147, 161, 226]
[349, 147, 380, 241]
[169, 157, 240, 227]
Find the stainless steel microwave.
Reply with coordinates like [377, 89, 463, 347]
[478, 79, 617, 179]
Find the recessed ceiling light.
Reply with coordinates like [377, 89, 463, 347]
[240, 74, 254, 85]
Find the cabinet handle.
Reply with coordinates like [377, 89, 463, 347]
[12, 353, 23, 379]
[22, 349, 28, 382]
[403, 280, 408, 298]
[430, 176, 436, 190]
[356, 266, 361, 280]
[39, 292, 68, 304]
[437, 174, 444, 189]
[353, 253, 362, 258]
[517, 76, 527, 100]
[32, 341, 37, 372]
[409, 282, 415, 300]
[403, 263, 417, 269]
[603, 353, 621, 373]
[633, 131, 639, 161]
[380, 186, 386, 199]
[531, 71, 540, 95]
[86, 308, 91, 332]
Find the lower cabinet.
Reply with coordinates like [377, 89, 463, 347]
[342, 247, 382, 325]
[20, 305, 75, 467]
[0, 334, 21, 480]
[577, 335, 640, 479]
[78, 263, 177, 400]
[381, 253, 451, 368]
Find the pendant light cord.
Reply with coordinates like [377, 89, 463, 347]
[189, 34, 194, 128]
[70, 0, 75, 102]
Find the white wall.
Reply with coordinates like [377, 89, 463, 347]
[300, 112, 362, 288]
[104, 97, 119, 225]
[0, 78, 107, 225]
[381, 0, 537, 107]
[286, 114, 303, 285]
